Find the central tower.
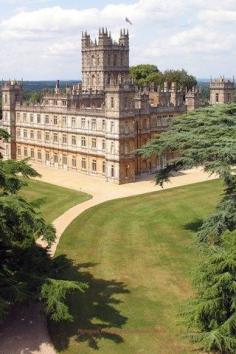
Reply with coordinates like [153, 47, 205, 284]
[81, 28, 130, 91]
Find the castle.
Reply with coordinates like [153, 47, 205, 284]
[0, 29, 234, 184]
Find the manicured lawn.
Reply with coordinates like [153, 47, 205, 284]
[20, 179, 91, 223]
[49, 179, 222, 354]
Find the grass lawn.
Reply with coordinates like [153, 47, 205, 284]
[20, 179, 91, 223]
[49, 179, 222, 354]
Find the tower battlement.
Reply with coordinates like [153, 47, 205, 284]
[81, 28, 130, 91]
[82, 28, 129, 49]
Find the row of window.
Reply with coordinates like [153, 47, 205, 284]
[15, 113, 116, 132]
[17, 146, 116, 176]
[17, 130, 118, 152]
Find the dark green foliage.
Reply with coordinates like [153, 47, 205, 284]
[183, 231, 236, 353]
[0, 129, 87, 322]
[23, 90, 44, 104]
[162, 69, 197, 90]
[129, 64, 159, 84]
[130, 65, 197, 89]
[140, 104, 236, 352]
[140, 103, 236, 244]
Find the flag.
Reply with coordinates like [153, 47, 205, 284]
[125, 17, 133, 25]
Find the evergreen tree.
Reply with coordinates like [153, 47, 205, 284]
[140, 104, 236, 353]
[0, 128, 87, 321]
[183, 231, 236, 353]
[139, 104, 236, 244]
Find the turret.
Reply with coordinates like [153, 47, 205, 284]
[185, 86, 199, 112]
[119, 29, 129, 47]
[210, 77, 235, 105]
[1, 80, 23, 160]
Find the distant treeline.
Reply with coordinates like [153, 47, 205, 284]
[22, 80, 79, 92]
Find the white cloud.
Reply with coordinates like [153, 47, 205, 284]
[0, 0, 235, 79]
[199, 9, 236, 22]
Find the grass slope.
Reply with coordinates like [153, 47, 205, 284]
[50, 179, 222, 354]
[20, 179, 91, 223]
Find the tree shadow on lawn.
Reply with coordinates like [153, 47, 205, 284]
[30, 197, 47, 208]
[49, 256, 129, 351]
[184, 218, 203, 233]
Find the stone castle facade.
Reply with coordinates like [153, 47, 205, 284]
[0, 29, 233, 184]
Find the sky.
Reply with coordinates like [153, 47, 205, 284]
[0, 0, 235, 80]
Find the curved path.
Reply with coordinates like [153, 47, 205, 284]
[0, 166, 217, 354]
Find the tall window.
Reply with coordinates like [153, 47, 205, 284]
[110, 121, 114, 132]
[92, 159, 97, 172]
[16, 129, 21, 138]
[102, 139, 106, 151]
[111, 165, 115, 177]
[62, 134, 67, 144]
[37, 150, 42, 160]
[37, 131, 42, 140]
[30, 148, 34, 158]
[216, 93, 219, 102]
[24, 147, 27, 157]
[81, 118, 86, 129]
[72, 135, 76, 145]
[111, 97, 114, 108]
[81, 158, 86, 169]
[91, 138, 96, 148]
[62, 156, 67, 165]
[30, 130, 34, 139]
[45, 115, 49, 124]
[30, 114, 34, 123]
[17, 146, 21, 156]
[102, 161, 106, 174]
[102, 119, 106, 131]
[110, 142, 114, 154]
[92, 119, 96, 130]
[23, 129, 27, 138]
[72, 157, 77, 168]
[23, 113, 27, 123]
[62, 116, 67, 127]
[53, 116, 58, 125]
[81, 136, 86, 147]
[45, 132, 50, 142]
[46, 152, 50, 161]
[37, 114, 41, 124]
[53, 133, 58, 143]
[71, 117, 76, 128]
[53, 154, 58, 163]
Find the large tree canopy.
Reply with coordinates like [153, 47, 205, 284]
[0, 129, 86, 321]
[140, 104, 236, 353]
[140, 104, 236, 244]
[130, 65, 197, 90]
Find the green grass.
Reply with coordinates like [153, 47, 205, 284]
[49, 179, 223, 354]
[20, 179, 91, 223]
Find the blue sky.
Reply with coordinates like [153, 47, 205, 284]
[0, 0, 235, 80]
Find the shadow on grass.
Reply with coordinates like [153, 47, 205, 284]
[49, 256, 129, 351]
[184, 218, 203, 233]
[30, 197, 47, 208]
